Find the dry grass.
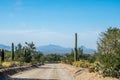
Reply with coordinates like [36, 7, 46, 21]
[2, 62, 12, 67]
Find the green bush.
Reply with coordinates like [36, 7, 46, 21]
[96, 53, 120, 78]
[96, 27, 120, 78]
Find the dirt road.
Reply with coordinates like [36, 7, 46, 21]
[11, 63, 74, 80]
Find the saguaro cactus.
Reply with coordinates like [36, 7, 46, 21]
[74, 33, 78, 61]
[1, 49, 4, 62]
[11, 43, 14, 61]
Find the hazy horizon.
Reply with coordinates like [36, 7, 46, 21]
[0, 0, 120, 49]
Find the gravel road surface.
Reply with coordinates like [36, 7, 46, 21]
[11, 63, 74, 80]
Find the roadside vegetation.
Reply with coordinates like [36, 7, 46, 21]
[62, 27, 120, 78]
[0, 27, 120, 78]
[0, 42, 44, 68]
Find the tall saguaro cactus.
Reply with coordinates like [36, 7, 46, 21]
[1, 49, 4, 62]
[11, 43, 14, 61]
[74, 33, 78, 61]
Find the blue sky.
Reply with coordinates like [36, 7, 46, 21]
[0, 0, 120, 49]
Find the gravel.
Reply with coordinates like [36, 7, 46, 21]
[11, 63, 74, 80]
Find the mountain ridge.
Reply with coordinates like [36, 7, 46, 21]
[37, 44, 96, 54]
[0, 44, 95, 54]
[37, 44, 72, 54]
[0, 44, 10, 50]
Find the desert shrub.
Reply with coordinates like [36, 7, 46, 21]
[12, 61, 21, 66]
[2, 62, 13, 67]
[1, 61, 21, 67]
[91, 52, 120, 78]
[88, 63, 95, 72]
[96, 53, 120, 78]
[73, 61, 104, 73]
[88, 61, 103, 73]
[31, 60, 38, 65]
[73, 61, 92, 68]
[96, 27, 120, 78]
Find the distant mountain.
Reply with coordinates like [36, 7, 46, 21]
[79, 46, 96, 54]
[0, 44, 10, 50]
[37, 44, 96, 54]
[0, 44, 96, 54]
[37, 44, 72, 54]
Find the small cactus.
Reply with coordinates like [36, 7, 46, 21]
[11, 43, 14, 61]
[1, 49, 4, 62]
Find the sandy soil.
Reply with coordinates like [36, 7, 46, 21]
[11, 63, 74, 80]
